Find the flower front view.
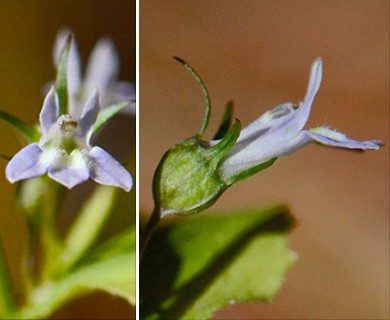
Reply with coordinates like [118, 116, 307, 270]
[6, 87, 133, 191]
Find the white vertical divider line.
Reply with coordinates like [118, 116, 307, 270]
[135, 0, 140, 318]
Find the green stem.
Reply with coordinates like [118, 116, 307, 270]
[0, 239, 16, 317]
[20, 220, 38, 296]
[8, 280, 61, 319]
[55, 186, 117, 273]
[10, 186, 117, 319]
[40, 182, 63, 279]
[140, 207, 161, 261]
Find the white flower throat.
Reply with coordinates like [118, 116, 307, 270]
[52, 114, 80, 154]
[57, 114, 78, 136]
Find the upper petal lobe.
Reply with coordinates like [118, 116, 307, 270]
[40, 88, 59, 142]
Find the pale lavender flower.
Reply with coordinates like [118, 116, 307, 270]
[6, 88, 133, 191]
[53, 29, 135, 118]
[215, 58, 383, 180]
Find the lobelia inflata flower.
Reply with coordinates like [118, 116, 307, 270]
[6, 87, 133, 191]
[53, 29, 136, 118]
[213, 58, 383, 180]
[153, 58, 383, 217]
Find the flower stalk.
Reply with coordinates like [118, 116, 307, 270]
[39, 180, 64, 279]
[55, 185, 117, 273]
[140, 207, 161, 261]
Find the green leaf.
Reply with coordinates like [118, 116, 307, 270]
[94, 101, 131, 134]
[141, 206, 296, 320]
[88, 227, 136, 262]
[58, 227, 136, 304]
[0, 154, 11, 161]
[213, 100, 234, 140]
[0, 240, 16, 317]
[173, 57, 211, 137]
[55, 186, 118, 273]
[56, 35, 71, 115]
[16, 228, 136, 319]
[0, 110, 39, 142]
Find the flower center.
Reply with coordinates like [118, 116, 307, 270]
[54, 114, 80, 154]
[57, 114, 78, 136]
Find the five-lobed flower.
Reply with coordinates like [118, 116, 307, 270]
[6, 87, 133, 191]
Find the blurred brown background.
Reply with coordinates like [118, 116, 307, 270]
[0, 0, 135, 319]
[140, 1, 389, 319]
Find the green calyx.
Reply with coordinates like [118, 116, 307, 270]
[153, 120, 241, 217]
[153, 139, 224, 216]
[153, 58, 243, 217]
[173, 57, 211, 137]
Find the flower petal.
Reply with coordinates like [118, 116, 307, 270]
[234, 59, 323, 145]
[303, 58, 323, 111]
[218, 104, 301, 177]
[53, 28, 82, 98]
[89, 146, 133, 192]
[111, 81, 136, 101]
[106, 81, 136, 114]
[6, 143, 48, 183]
[217, 59, 324, 176]
[301, 127, 383, 150]
[231, 103, 296, 144]
[76, 89, 100, 146]
[39, 87, 59, 143]
[218, 137, 287, 180]
[48, 150, 89, 188]
[266, 126, 384, 160]
[84, 38, 119, 95]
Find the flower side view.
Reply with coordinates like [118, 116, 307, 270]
[214, 58, 383, 181]
[6, 87, 133, 191]
[153, 58, 383, 217]
[53, 29, 136, 118]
